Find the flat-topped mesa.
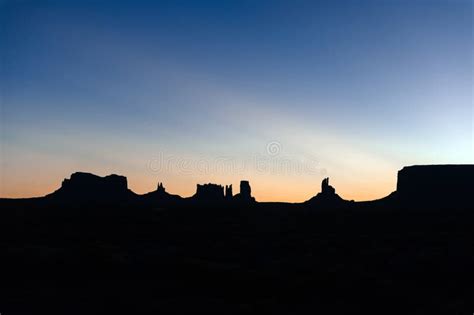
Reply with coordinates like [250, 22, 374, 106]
[50, 172, 132, 202]
[396, 165, 474, 209]
[61, 172, 128, 193]
[194, 183, 225, 201]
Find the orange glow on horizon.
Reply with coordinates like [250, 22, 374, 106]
[0, 171, 397, 203]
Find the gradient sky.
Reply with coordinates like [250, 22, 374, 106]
[1, 0, 472, 201]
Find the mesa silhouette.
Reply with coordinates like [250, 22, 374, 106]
[4, 164, 472, 211]
[0, 164, 472, 314]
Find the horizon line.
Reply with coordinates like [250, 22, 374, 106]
[2, 164, 473, 203]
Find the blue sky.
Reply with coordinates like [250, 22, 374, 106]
[1, 0, 472, 201]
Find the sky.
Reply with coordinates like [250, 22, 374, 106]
[1, 0, 472, 202]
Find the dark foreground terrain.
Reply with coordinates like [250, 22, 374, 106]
[0, 202, 473, 314]
[1, 165, 473, 314]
